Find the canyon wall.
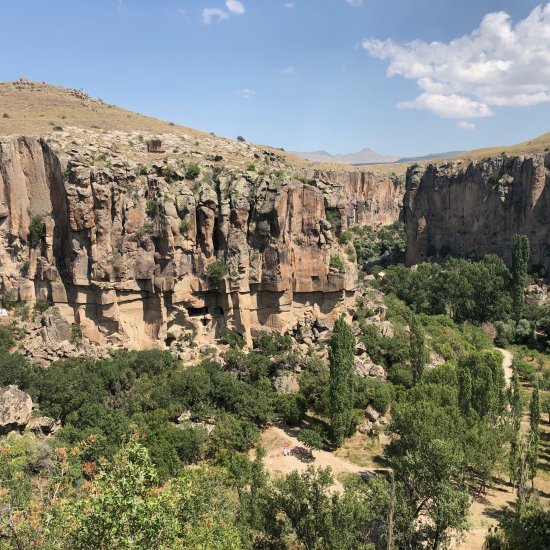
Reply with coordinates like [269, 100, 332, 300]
[404, 154, 550, 271]
[0, 136, 402, 351]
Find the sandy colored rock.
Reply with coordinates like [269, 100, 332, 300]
[0, 385, 33, 434]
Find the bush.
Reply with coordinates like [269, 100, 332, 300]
[512, 357, 538, 384]
[340, 230, 353, 244]
[388, 363, 414, 388]
[163, 166, 176, 182]
[34, 299, 51, 313]
[329, 255, 344, 272]
[355, 377, 393, 414]
[237, 136, 246, 142]
[29, 215, 45, 248]
[276, 393, 307, 426]
[146, 199, 159, 218]
[179, 219, 190, 235]
[253, 331, 293, 356]
[71, 323, 83, 345]
[219, 328, 245, 349]
[185, 163, 201, 180]
[0, 290, 15, 310]
[206, 261, 228, 285]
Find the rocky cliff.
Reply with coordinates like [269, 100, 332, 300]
[0, 130, 403, 353]
[404, 154, 550, 272]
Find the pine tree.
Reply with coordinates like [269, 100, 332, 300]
[511, 234, 530, 322]
[409, 313, 428, 385]
[328, 316, 355, 447]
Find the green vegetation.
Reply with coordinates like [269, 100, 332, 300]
[206, 260, 228, 285]
[329, 254, 344, 272]
[352, 220, 406, 267]
[163, 165, 176, 182]
[28, 215, 45, 248]
[512, 234, 530, 321]
[236, 135, 246, 142]
[185, 162, 201, 180]
[329, 317, 355, 446]
[146, 198, 159, 218]
[179, 219, 190, 235]
[219, 328, 245, 349]
[70, 323, 83, 345]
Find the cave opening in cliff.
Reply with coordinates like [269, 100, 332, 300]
[187, 306, 208, 317]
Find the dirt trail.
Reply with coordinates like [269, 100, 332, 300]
[258, 426, 381, 489]
[496, 347, 514, 386]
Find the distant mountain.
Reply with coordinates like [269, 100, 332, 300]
[293, 148, 400, 165]
[395, 151, 464, 163]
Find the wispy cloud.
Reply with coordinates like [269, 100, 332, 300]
[282, 2, 296, 8]
[239, 88, 257, 99]
[281, 66, 296, 75]
[458, 121, 476, 130]
[363, 4, 550, 119]
[202, 8, 229, 24]
[345, 0, 363, 6]
[226, 0, 245, 15]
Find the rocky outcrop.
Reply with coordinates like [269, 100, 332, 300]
[0, 134, 403, 352]
[309, 169, 403, 227]
[404, 154, 550, 271]
[0, 385, 32, 434]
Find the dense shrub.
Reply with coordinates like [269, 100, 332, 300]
[206, 261, 228, 284]
[28, 215, 45, 248]
[185, 163, 201, 180]
[253, 331, 293, 356]
[275, 393, 307, 426]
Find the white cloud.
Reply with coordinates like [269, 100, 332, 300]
[239, 88, 257, 99]
[202, 8, 228, 24]
[397, 93, 493, 118]
[346, 0, 363, 6]
[363, 4, 550, 118]
[458, 121, 476, 130]
[283, 2, 296, 8]
[281, 66, 296, 75]
[225, 0, 245, 15]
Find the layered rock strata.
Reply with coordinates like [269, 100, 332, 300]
[0, 135, 403, 350]
[404, 154, 550, 271]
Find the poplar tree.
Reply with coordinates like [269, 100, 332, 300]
[329, 316, 355, 447]
[511, 234, 530, 321]
[527, 384, 540, 485]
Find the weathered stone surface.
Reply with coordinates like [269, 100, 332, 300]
[0, 135, 402, 353]
[404, 155, 550, 272]
[0, 385, 32, 434]
[27, 415, 60, 435]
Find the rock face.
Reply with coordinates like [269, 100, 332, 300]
[0, 385, 33, 434]
[404, 154, 550, 271]
[0, 135, 403, 350]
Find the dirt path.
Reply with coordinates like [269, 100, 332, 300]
[257, 426, 380, 489]
[496, 347, 514, 386]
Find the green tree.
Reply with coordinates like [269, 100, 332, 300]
[328, 316, 355, 446]
[511, 234, 530, 321]
[410, 313, 429, 384]
[527, 385, 540, 485]
[60, 439, 180, 548]
[297, 428, 324, 458]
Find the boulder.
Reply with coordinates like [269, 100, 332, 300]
[0, 385, 33, 434]
[27, 416, 60, 435]
[365, 404, 380, 423]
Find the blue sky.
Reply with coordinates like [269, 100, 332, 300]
[1, 0, 549, 156]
